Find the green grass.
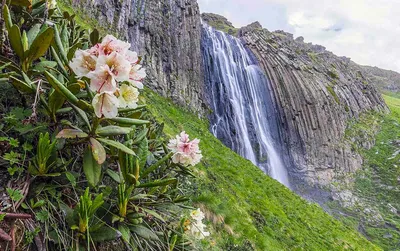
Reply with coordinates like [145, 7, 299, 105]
[327, 85, 340, 104]
[144, 89, 379, 250]
[334, 94, 400, 250]
[205, 21, 239, 36]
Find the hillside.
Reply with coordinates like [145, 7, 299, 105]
[327, 94, 400, 250]
[144, 89, 380, 250]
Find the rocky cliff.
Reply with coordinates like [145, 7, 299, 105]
[66, 0, 206, 114]
[237, 22, 388, 185]
[361, 65, 400, 94]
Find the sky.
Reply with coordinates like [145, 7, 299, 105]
[198, 0, 400, 72]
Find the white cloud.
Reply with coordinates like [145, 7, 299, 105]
[197, 0, 400, 72]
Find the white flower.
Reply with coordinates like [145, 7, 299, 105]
[97, 52, 131, 82]
[125, 50, 139, 64]
[187, 209, 210, 240]
[88, 64, 117, 93]
[92, 92, 119, 118]
[99, 35, 131, 56]
[190, 221, 210, 240]
[190, 208, 205, 222]
[118, 84, 139, 109]
[47, 0, 57, 9]
[129, 64, 146, 89]
[70, 49, 97, 78]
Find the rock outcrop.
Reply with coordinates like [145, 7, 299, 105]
[67, 0, 206, 114]
[201, 13, 238, 35]
[238, 24, 388, 185]
[361, 65, 400, 94]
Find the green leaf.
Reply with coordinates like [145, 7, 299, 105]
[3, 5, 12, 31]
[9, 25, 24, 59]
[33, 61, 57, 73]
[96, 126, 133, 137]
[109, 117, 150, 126]
[6, 188, 23, 201]
[135, 178, 177, 188]
[28, 27, 54, 62]
[106, 169, 121, 183]
[53, 25, 69, 65]
[45, 71, 79, 105]
[83, 147, 102, 187]
[89, 193, 104, 216]
[141, 152, 173, 178]
[118, 224, 130, 243]
[9, 76, 33, 93]
[136, 137, 148, 169]
[60, 25, 69, 51]
[71, 104, 91, 130]
[90, 29, 100, 46]
[89, 138, 106, 164]
[10, 0, 32, 7]
[50, 46, 69, 77]
[139, 207, 166, 223]
[65, 172, 77, 187]
[67, 42, 82, 61]
[27, 24, 42, 47]
[129, 225, 160, 241]
[56, 129, 88, 139]
[118, 105, 146, 113]
[49, 83, 81, 115]
[36, 210, 49, 223]
[97, 138, 136, 156]
[90, 225, 120, 242]
[21, 31, 28, 55]
[132, 128, 148, 144]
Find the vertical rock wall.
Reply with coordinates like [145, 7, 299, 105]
[238, 23, 388, 185]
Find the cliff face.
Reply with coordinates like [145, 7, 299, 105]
[238, 23, 388, 185]
[68, 0, 206, 114]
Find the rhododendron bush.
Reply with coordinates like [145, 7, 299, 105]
[0, 1, 208, 250]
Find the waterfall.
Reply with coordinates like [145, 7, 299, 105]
[201, 23, 291, 187]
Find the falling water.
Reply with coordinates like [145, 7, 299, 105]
[201, 23, 291, 187]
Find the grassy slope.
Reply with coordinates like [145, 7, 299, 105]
[144, 90, 379, 250]
[332, 95, 400, 251]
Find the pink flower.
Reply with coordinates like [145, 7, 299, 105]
[129, 64, 146, 89]
[88, 64, 117, 93]
[168, 132, 202, 166]
[96, 52, 131, 82]
[92, 92, 119, 118]
[98, 35, 131, 56]
[69, 49, 97, 77]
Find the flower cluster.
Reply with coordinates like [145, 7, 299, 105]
[168, 131, 203, 166]
[70, 35, 146, 118]
[185, 208, 210, 240]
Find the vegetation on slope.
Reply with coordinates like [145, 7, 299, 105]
[201, 13, 239, 36]
[331, 94, 400, 250]
[144, 89, 380, 250]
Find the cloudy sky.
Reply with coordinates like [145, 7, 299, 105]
[198, 0, 400, 72]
